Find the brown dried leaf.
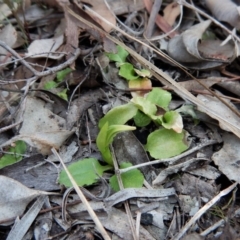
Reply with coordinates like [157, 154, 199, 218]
[163, 2, 181, 26]
[143, 0, 177, 38]
[74, 0, 116, 32]
[178, 77, 223, 91]
[168, 20, 235, 69]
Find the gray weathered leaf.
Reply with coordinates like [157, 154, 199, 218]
[0, 176, 49, 225]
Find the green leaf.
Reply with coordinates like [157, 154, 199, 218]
[57, 88, 68, 101]
[106, 125, 136, 146]
[109, 162, 144, 191]
[97, 123, 136, 165]
[119, 63, 139, 80]
[146, 88, 172, 111]
[56, 68, 72, 82]
[134, 68, 151, 78]
[133, 110, 151, 127]
[99, 103, 138, 129]
[0, 141, 27, 169]
[145, 128, 188, 159]
[152, 116, 162, 126]
[162, 111, 183, 133]
[44, 81, 58, 90]
[96, 122, 111, 164]
[59, 158, 112, 187]
[106, 45, 129, 64]
[131, 96, 157, 116]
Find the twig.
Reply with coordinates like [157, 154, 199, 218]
[0, 120, 22, 134]
[200, 219, 225, 237]
[0, 41, 81, 83]
[51, 148, 111, 240]
[118, 140, 218, 174]
[171, 182, 238, 240]
[145, 0, 162, 39]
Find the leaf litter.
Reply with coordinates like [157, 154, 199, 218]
[1, 0, 240, 239]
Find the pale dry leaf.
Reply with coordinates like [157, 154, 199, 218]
[206, 0, 240, 29]
[63, 10, 80, 55]
[198, 39, 234, 62]
[13, 96, 73, 155]
[0, 24, 17, 64]
[107, 0, 145, 15]
[0, 3, 18, 21]
[75, 0, 116, 32]
[212, 132, 240, 183]
[6, 195, 47, 240]
[0, 176, 48, 225]
[217, 80, 240, 97]
[26, 19, 65, 59]
[163, 2, 181, 26]
[182, 20, 212, 60]
[17, 4, 53, 23]
[103, 208, 155, 239]
[178, 78, 224, 91]
[197, 93, 240, 132]
[144, 0, 176, 37]
[168, 20, 235, 69]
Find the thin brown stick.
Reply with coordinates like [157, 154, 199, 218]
[118, 140, 218, 174]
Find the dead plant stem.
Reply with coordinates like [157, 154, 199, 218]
[118, 140, 218, 174]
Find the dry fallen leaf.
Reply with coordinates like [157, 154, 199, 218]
[0, 3, 18, 21]
[0, 175, 48, 225]
[7, 96, 74, 155]
[0, 24, 17, 66]
[206, 0, 240, 29]
[163, 2, 181, 27]
[168, 20, 235, 69]
[74, 0, 116, 32]
[143, 0, 177, 38]
[26, 19, 65, 59]
[212, 132, 240, 183]
[197, 93, 240, 132]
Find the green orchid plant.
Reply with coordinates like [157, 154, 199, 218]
[59, 46, 190, 191]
